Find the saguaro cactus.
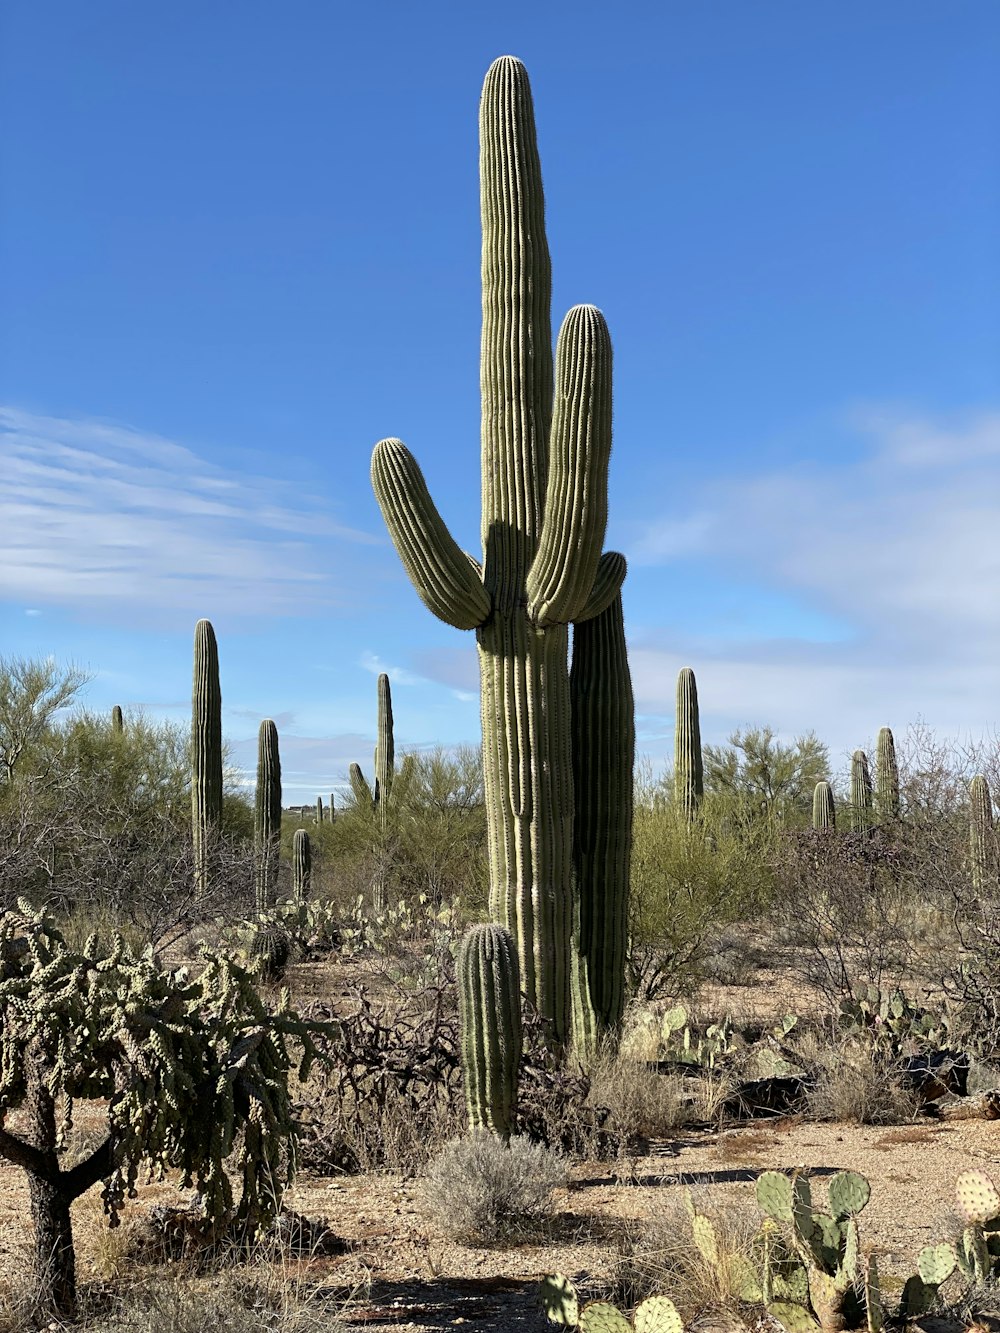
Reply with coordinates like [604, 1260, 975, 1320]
[850, 749, 873, 834]
[970, 774, 996, 892]
[571, 594, 634, 1035]
[457, 923, 522, 1136]
[111, 705, 124, 734]
[371, 57, 625, 1038]
[292, 828, 312, 902]
[192, 619, 223, 896]
[255, 719, 282, 910]
[875, 726, 900, 820]
[315, 796, 323, 825]
[813, 780, 836, 831]
[674, 667, 704, 821]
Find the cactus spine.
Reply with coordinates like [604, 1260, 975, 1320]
[813, 780, 836, 831]
[571, 594, 634, 1036]
[111, 704, 123, 734]
[371, 58, 624, 1038]
[457, 923, 522, 1136]
[254, 719, 282, 910]
[875, 726, 900, 820]
[292, 828, 311, 902]
[850, 750, 873, 834]
[674, 667, 703, 821]
[970, 774, 996, 892]
[191, 619, 223, 896]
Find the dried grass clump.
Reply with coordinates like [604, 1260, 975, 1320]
[422, 1132, 567, 1244]
[807, 1037, 919, 1125]
[588, 1049, 695, 1143]
[612, 1194, 759, 1319]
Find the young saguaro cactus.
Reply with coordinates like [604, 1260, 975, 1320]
[192, 619, 223, 896]
[292, 828, 311, 903]
[254, 719, 282, 911]
[813, 780, 836, 831]
[371, 58, 625, 1039]
[111, 704, 124, 734]
[457, 923, 522, 1137]
[850, 750, 873, 834]
[875, 727, 900, 821]
[970, 774, 996, 893]
[571, 593, 634, 1036]
[674, 667, 704, 821]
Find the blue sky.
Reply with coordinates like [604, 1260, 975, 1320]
[2, 2, 998, 800]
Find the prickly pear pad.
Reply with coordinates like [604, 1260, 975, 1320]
[633, 1295, 684, 1333]
[540, 1273, 579, 1325]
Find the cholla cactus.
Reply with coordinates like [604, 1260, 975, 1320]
[674, 667, 704, 821]
[874, 727, 900, 820]
[0, 903, 325, 1319]
[371, 58, 626, 1039]
[540, 1272, 683, 1331]
[254, 719, 282, 911]
[457, 924, 522, 1137]
[812, 781, 835, 831]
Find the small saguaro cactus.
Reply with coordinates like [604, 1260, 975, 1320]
[674, 667, 704, 821]
[850, 750, 873, 834]
[254, 719, 282, 911]
[192, 619, 223, 896]
[371, 57, 626, 1040]
[292, 828, 311, 903]
[970, 774, 996, 892]
[349, 672, 415, 911]
[875, 727, 900, 820]
[457, 923, 522, 1137]
[111, 704, 124, 734]
[571, 593, 634, 1037]
[812, 780, 836, 831]
[315, 796, 323, 825]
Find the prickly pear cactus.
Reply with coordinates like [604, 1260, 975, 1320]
[540, 1273, 683, 1332]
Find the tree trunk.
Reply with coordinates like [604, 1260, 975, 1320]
[28, 1171, 76, 1318]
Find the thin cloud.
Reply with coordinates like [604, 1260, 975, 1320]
[359, 650, 427, 686]
[0, 406, 376, 619]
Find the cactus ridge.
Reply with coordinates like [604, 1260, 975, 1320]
[457, 923, 522, 1136]
[674, 667, 703, 821]
[192, 619, 223, 896]
[370, 57, 628, 1038]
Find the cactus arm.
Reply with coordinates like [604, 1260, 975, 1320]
[571, 593, 633, 1034]
[479, 55, 552, 610]
[526, 305, 613, 628]
[349, 763, 373, 808]
[575, 551, 627, 624]
[371, 438, 491, 631]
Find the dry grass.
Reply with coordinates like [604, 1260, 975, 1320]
[611, 1193, 759, 1319]
[421, 1132, 567, 1245]
[807, 1037, 919, 1125]
[873, 1126, 940, 1150]
[588, 1050, 695, 1143]
[712, 1128, 778, 1164]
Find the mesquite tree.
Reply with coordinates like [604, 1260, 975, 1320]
[371, 57, 628, 1039]
[0, 903, 324, 1319]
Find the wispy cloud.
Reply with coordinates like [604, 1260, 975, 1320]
[629, 407, 1000, 760]
[358, 650, 427, 686]
[0, 406, 377, 620]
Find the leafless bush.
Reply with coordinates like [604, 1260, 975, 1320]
[422, 1132, 567, 1244]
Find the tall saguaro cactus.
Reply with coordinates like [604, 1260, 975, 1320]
[813, 780, 836, 830]
[457, 924, 522, 1137]
[571, 594, 634, 1035]
[371, 57, 625, 1038]
[255, 719, 282, 910]
[875, 726, 901, 820]
[970, 774, 996, 892]
[192, 619, 223, 896]
[674, 667, 704, 821]
[850, 749, 873, 834]
[292, 828, 312, 903]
